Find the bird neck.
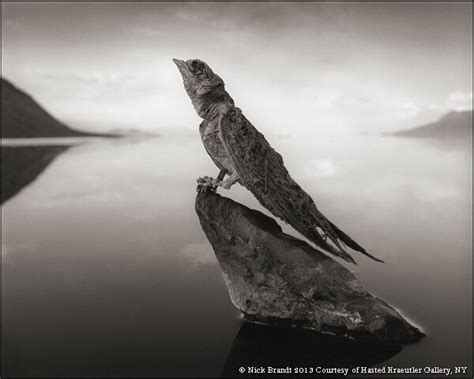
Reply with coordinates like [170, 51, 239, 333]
[193, 85, 234, 120]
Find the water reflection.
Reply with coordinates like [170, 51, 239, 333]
[1, 145, 70, 204]
[222, 322, 402, 378]
[1, 135, 471, 377]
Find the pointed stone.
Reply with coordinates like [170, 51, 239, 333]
[195, 192, 424, 344]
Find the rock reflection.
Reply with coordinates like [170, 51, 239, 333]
[221, 322, 402, 378]
[1, 145, 70, 204]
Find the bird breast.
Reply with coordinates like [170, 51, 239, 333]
[200, 118, 236, 174]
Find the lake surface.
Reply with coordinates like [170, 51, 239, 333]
[2, 134, 472, 377]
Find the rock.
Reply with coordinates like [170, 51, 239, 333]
[195, 191, 425, 344]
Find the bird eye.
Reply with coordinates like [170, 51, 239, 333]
[189, 60, 201, 73]
[188, 60, 209, 79]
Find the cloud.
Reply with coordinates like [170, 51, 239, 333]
[30, 68, 149, 88]
[304, 158, 337, 179]
[130, 26, 162, 37]
[313, 89, 339, 108]
[179, 242, 216, 265]
[313, 159, 337, 178]
[7, 67, 171, 129]
[392, 100, 420, 119]
[3, 2, 470, 135]
[427, 90, 472, 114]
[446, 91, 472, 111]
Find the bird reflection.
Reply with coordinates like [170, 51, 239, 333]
[221, 321, 402, 378]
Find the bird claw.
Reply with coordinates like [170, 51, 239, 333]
[196, 176, 218, 193]
[221, 181, 232, 190]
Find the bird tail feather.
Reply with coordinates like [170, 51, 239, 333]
[308, 227, 357, 264]
[328, 221, 384, 263]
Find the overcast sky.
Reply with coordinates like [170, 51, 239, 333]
[2, 2, 472, 135]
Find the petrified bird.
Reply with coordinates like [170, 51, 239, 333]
[173, 58, 382, 264]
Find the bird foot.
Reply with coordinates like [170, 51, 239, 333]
[197, 176, 220, 193]
[221, 180, 233, 190]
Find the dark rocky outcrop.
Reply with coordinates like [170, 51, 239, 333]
[196, 192, 424, 344]
[1, 78, 111, 138]
[391, 110, 472, 139]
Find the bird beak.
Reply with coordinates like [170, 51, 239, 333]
[172, 58, 189, 78]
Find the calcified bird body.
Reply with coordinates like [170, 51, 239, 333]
[173, 58, 382, 264]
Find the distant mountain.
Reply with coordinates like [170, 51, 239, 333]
[108, 127, 160, 137]
[1, 78, 111, 138]
[391, 110, 472, 139]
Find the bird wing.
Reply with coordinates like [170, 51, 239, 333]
[219, 108, 383, 264]
[199, 120, 226, 172]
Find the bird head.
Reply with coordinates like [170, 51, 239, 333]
[173, 58, 226, 117]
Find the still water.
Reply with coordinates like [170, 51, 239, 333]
[2, 134, 472, 377]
